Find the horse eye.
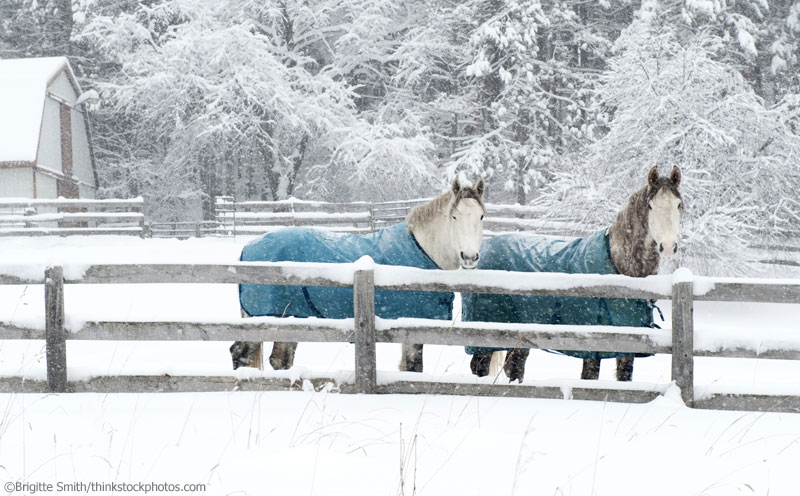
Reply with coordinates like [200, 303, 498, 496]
[480, 214, 484, 220]
[648, 203, 653, 210]
[452, 215, 457, 220]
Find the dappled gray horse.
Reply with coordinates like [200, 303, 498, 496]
[465, 166, 682, 382]
[231, 178, 485, 371]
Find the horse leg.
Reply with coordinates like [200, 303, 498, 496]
[469, 352, 493, 377]
[399, 344, 424, 372]
[616, 356, 634, 381]
[503, 348, 530, 383]
[269, 342, 297, 370]
[581, 358, 600, 380]
[230, 341, 263, 370]
[488, 351, 505, 377]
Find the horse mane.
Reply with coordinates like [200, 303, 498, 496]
[406, 183, 485, 232]
[609, 170, 681, 278]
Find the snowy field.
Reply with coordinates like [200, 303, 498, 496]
[1, 234, 800, 495]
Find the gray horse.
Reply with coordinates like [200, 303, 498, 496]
[231, 178, 486, 371]
[465, 166, 682, 382]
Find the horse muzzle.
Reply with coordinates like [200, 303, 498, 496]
[460, 251, 480, 269]
[659, 241, 678, 257]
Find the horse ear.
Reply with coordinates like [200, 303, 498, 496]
[647, 166, 659, 188]
[669, 166, 681, 187]
[451, 177, 461, 195]
[474, 178, 485, 198]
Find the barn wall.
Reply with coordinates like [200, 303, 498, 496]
[79, 183, 96, 199]
[48, 71, 75, 102]
[38, 96, 62, 175]
[0, 168, 34, 198]
[70, 107, 95, 191]
[2, 64, 99, 200]
[35, 172, 58, 199]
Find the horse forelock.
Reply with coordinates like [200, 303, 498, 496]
[450, 186, 486, 215]
[646, 177, 682, 204]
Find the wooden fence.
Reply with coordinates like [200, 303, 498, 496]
[214, 196, 375, 234]
[148, 220, 220, 239]
[0, 198, 145, 237]
[214, 196, 585, 237]
[212, 197, 799, 266]
[1, 262, 799, 413]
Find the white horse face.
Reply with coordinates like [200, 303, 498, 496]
[450, 197, 484, 269]
[647, 167, 683, 258]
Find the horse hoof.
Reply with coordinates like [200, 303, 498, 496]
[230, 341, 255, 370]
[470, 354, 491, 377]
[503, 348, 529, 383]
[616, 356, 634, 381]
[269, 357, 290, 370]
[581, 358, 601, 380]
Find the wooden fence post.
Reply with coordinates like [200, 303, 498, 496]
[354, 268, 377, 393]
[45, 266, 67, 393]
[369, 204, 375, 232]
[671, 276, 694, 406]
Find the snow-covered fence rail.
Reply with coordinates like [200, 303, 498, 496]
[148, 220, 220, 238]
[1, 262, 799, 413]
[0, 198, 145, 237]
[213, 196, 585, 237]
[214, 196, 374, 235]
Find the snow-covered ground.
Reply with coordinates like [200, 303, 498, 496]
[1, 235, 800, 495]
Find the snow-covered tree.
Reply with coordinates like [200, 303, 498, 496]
[395, 0, 626, 204]
[678, 0, 800, 103]
[0, 0, 80, 56]
[536, 8, 800, 275]
[80, 0, 358, 219]
[300, 115, 439, 201]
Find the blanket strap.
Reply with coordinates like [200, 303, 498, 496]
[302, 287, 326, 319]
[648, 299, 664, 323]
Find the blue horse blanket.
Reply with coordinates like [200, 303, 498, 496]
[239, 222, 454, 320]
[463, 229, 654, 360]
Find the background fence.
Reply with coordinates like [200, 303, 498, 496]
[2, 196, 796, 268]
[213, 196, 587, 237]
[1, 261, 799, 413]
[0, 198, 145, 236]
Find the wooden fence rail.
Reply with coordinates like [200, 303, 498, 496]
[213, 196, 586, 237]
[0, 198, 145, 237]
[1, 262, 799, 412]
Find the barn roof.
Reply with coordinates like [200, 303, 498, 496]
[0, 57, 82, 165]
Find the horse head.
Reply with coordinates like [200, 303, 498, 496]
[646, 166, 683, 258]
[449, 177, 486, 269]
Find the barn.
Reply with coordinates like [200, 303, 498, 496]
[0, 56, 98, 199]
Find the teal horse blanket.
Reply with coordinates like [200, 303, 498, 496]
[239, 222, 454, 320]
[463, 229, 654, 360]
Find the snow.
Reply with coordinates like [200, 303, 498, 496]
[0, 57, 72, 163]
[1, 235, 800, 495]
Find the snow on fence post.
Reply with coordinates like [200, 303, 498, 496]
[353, 264, 377, 393]
[45, 266, 67, 393]
[671, 269, 694, 406]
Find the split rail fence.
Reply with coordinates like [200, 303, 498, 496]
[1, 262, 799, 413]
